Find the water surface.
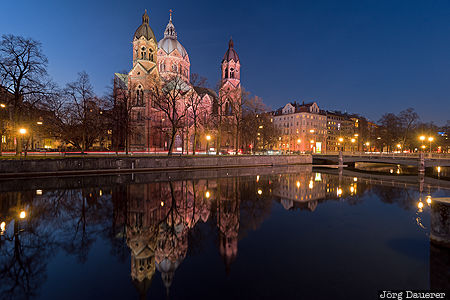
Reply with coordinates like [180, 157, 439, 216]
[0, 166, 449, 300]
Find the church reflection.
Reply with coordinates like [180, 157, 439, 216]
[112, 177, 244, 298]
[0, 170, 449, 299]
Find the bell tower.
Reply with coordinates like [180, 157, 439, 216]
[221, 38, 240, 87]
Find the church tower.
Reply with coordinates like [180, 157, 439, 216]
[127, 10, 159, 150]
[219, 38, 242, 150]
[221, 38, 241, 87]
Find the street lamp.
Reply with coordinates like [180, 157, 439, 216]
[19, 128, 27, 135]
[0, 104, 5, 108]
[206, 134, 211, 155]
[428, 137, 434, 153]
[351, 138, 356, 153]
[338, 137, 344, 152]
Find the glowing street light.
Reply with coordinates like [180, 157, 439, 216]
[338, 137, 344, 143]
[19, 128, 27, 135]
[417, 201, 424, 209]
[0, 104, 5, 108]
[428, 137, 434, 153]
[419, 136, 426, 141]
[351, 138, 356, 143]
[19, 211, 26, 219]
[257, 189, 263, 195]
[0, 221, 5, 232]
[206, 135, 211, 141]
[297, 139, 301, 144]
[205, 191, 211, 198]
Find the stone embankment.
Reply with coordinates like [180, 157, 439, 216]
[0, 155, 311, 178]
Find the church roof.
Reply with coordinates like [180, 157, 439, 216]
[114, 73, 128, 88]
[193, 86, 217, 99]
[134, 10, 156, 41]
[222, 39, 240, 63]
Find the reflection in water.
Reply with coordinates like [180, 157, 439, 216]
[0, 169, 449, 299]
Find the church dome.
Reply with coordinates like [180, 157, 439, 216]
[158, 14, 188, 58]
[134, 10, 156, 41]
[222, 39, 239, 62]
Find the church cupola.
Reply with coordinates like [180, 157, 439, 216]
[134, 10, 156, 42]
[157, 10, 190, 81]
[132, 10, 157, 65]
[221, 38, 240, 85]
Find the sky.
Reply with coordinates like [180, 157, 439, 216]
[1, 0, 450, 125]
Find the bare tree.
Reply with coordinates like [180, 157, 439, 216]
[63, 71, 106, 152]
[214, 81, 240, 154]
[0, 34, 53, 154]
[188, 74, 209, 155]
[149, 75, 189, 155]
[107, 75, 142, 154]
[398, 108, 419, 148]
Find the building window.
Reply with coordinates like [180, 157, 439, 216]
[149, 48, 153, 61]
[141, 47, 146, 59]
[230, 68, 234, 78]
[136, 86, 144, 106]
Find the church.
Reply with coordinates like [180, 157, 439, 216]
[114, 10, 241, 153]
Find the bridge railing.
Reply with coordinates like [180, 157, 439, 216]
[317, 152, 450, 160]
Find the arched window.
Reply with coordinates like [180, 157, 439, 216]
[225, 101, 232, 116]
[136, 86, 144, 106]
[230, 68, 234, 78]
[149, 48, 153, 61]
[172, 64, 177, 72]
[224, 67, 228, 79]
[141, 47, 146, 59]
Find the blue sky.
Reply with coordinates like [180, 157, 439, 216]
[1, 0, 450, 124]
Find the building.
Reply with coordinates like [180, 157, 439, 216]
[114, 10, 241, 153]
[272, 101, 327, 153]
[326, 111, 378, 152]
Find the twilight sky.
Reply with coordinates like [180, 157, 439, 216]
[1, 0, 449, 124]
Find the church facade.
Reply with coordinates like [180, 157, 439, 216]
[114, 10, 241, 153]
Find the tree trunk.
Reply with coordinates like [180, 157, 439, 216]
[168, 127, 176, 156]
[193, 125, 197, 155]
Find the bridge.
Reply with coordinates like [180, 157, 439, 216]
[313, 152, 450, 168]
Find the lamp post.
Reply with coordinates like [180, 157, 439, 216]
[419, 135, 426, 152]
[428, 137, 434, 154]
[19, 128, 27, 157]
[365, 142, 370, 152]
[351, 138, 356, 154]
[0, 103, 6, 156]
[338, 137, 344, 152]
[206, 134, 211, 155]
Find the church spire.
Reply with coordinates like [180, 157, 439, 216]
[164, 10, 177, 39]
[142, 9, 149, 24]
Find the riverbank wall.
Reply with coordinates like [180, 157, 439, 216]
[0, 155, 311, 178]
